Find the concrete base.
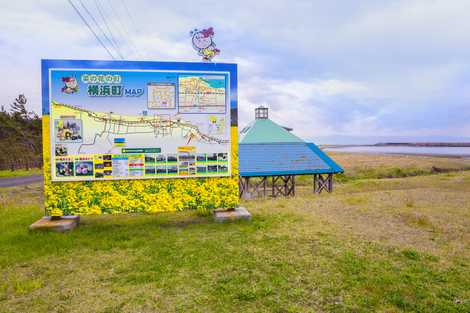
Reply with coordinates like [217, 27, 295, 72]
[29, 216, 80, 232]
[214, 207, 251, 223]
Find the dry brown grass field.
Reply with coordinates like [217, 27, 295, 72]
[330, 151, 470, 175]
[0, 153, 469, 312]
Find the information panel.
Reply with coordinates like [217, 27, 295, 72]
[48, 67, 232, 181]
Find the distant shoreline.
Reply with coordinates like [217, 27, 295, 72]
[322, 142, 470, 148]
[375, 142, 470, 147]
[322, 144, 470, 159]
[329, 151, 470, 159]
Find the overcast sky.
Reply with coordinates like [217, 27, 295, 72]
[1, 0, 470, 142]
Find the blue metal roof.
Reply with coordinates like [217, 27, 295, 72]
[239, 142, 343, 177]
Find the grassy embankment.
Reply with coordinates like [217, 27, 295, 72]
[298, 152, 470, 185]
[0, 153, 469, 312]
[0, 168, 42, 178]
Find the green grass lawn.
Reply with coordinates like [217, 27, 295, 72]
[0, 168, 42, 178]
[0, 157, 469, 312]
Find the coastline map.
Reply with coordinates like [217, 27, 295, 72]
[49, 69, 231, 182]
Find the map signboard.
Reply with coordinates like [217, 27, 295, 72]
[43, 61, 236, 182]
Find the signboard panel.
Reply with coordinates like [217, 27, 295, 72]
[46, 66, 232, 182]
[41, 60, 239, 215]
[41, 60, 238, 216]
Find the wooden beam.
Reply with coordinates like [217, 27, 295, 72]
[292, 175, 296, 196]
[314, 174, 331, 194]
[328, 174, 333, 193]
[263, 176, 267, 196]
[239, 173, 333, 199]
[239, 176, 253, 199]
[272, 176, 283, 197]
[252, 176, 268, 198]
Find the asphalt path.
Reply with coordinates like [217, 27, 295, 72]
[0, 175, 43, 187]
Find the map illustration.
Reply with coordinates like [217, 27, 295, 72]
[49, 69, 231, 182]
[178, 75, 226, 113]
[147, 83, 175, 109]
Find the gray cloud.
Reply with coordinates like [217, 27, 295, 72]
[0, 0, 469, 138]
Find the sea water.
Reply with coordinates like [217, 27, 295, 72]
[324, 146, 470, 157]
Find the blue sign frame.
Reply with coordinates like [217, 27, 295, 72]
[41, 59, 238, 125]
[41, 59, 238, 182]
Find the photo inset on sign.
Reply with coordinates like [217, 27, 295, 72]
[156, 154, 166, 163]
[218, 153, 228, 161]
[208, 165, 218, 173]
[197, 166, 207, 174]
[179, 153, 195, 162]
[167, 154, 177, 163]
[207, 153, 217, 162]
[145, 154, 156, 163]
[55, 119, 82, 143]
[196, 153, 206, 162]
[55, 161, 74, 177]
[167, 165, 178, 175]
[145, 166, 156, 175]
[75, 161, 93, 176]
[218, 164, 228, 173]
[55, 144, 68, 156]
[156, 165, 167, 174]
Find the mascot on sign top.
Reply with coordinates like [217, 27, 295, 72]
[191, 27, 220, 61]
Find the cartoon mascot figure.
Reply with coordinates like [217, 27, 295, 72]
[191, 27, 220, 61]
[61, 77, 79, 94]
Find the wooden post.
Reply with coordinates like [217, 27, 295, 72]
[252, 176, 268, 198]
[313, 174, 317, 194]
[292, 175, 296, 196]
[246, 177, 251, 198]
[263, 176, 267, 197]
[239, 176, 252, 199]
[314, 174, 331, 194]
[283, 175, 288, 196]
[241, 173, 332, 199]
[328, 174, 333, 193]
[238, 176, 245, 198]
[272, 176, 275, 198]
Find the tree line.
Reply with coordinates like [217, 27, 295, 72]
[0, 95, 42, 170]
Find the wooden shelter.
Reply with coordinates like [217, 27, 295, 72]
[238, 107, 343, 199]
